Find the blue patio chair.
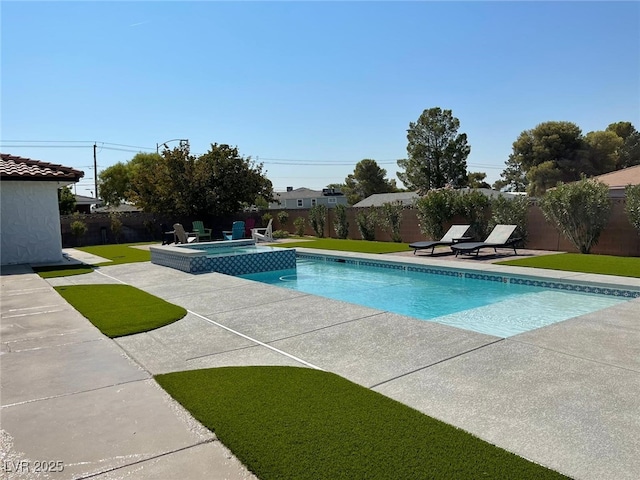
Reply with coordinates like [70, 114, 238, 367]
[223, 221, 245, 240]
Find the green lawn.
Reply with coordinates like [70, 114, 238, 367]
[55, 284, 186, 337]
[77, 243, 154, 265]
[33, 264, 94, 278]
[156, 366, 568, 480]
[497, 253, 640, 278]
[278, 237, 411, 254]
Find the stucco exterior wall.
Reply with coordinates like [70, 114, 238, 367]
[1, 181, 64, 265]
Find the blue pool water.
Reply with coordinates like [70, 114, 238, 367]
[242, 257, 632, 337]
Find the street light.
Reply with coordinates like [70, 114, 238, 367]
[156, 138, 189, 153]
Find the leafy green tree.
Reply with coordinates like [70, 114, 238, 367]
[625, 184, 640, 234]
[397, 107, 470, 193]
[499, 121, 588, 196]
[493, 155, 527, 192]
[414, 188, 458, 240]
[344, 159, 396, 205]
[333, 203, 349, 239]
[309, 204, 327, 237]
[58, 186, 76, 214]
[380, 201, 403, 242]
[526, 161, 563, 197]
[98, 160, 140, 206]
[539, 176, 611, 254]
[127, 144, 274, 217]
[467, 172, 491, 189]
[584, 130, 623, 175]
[607, 122, 640, 169]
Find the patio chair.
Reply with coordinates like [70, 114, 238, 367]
[223, 221, 245, 240]
[173, 223, 199, 244]
[192, 220, 212, 242]
[244, 217, 256, 237]
[450, 224, 521, 257]
[408, 225, 471, 255]
[252, 218, 274, 242]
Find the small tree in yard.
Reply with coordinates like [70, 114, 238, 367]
[333, 204, 349, 239]
[380, 201, 403, 242]
[356, 208, 378, 241]
[109, 212, 123, 243]
[309, 204, 327, 237]
[277, 210, 289, 228]
[293, 216, 306, 237]
[625, 184, 640, 234]
[539, 176, 611, 254]
[70, 212, 88, 246]
[414, 188, 457, 240]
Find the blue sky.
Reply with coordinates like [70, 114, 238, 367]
[2, 1, 639, 198]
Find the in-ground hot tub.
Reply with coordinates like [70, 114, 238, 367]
[150, 239, 296, 275]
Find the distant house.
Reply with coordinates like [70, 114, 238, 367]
[1, 153, 84, 265]
[269, 187, 348, 209]
[74, 194, 101, 213]
[591, 165, 640, 198]
[354, 188, 522, 208]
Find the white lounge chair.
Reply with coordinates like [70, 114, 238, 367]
[408, 225, 471, 255]
[450, 224, 520, 257]
[251, 219, 273, 242]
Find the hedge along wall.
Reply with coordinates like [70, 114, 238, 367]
[269, 198, 640, 257]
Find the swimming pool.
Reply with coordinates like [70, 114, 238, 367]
[241, 254, 637, 337]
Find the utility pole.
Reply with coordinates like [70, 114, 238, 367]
[93, 142, 98, 200]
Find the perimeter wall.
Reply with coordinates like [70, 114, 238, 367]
[60, 198, 639, 256]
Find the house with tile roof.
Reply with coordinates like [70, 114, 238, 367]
[1, 153, 84, 265]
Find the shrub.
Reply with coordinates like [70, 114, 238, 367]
[625, 184, 640, 234]
[261, 212, 273, 226]
[455, 190, 491, 240]
[277, 210, 289, 227]
[333, 204, 349, 239]
[355, 208, 378, 241]
[309, 204, 327, 237]
[380, 201, 403, 242]
[293, 216, 306, 237]
[414, 188, 457, 240]
[70, 212, 88, 245]
[539, 176, 611, 254]
[490, 194, 529, 242]
[109, 212, 123, 243]
[272, 229, 290, 239]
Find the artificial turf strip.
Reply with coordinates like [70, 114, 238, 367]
[277, 238, 412, 254]
[54, 284, 186, 337]
[497, 253, 640, 278]
[77, 243, 153, 265]
[155, 366, 569, 480]
[33, 264, 94, 278]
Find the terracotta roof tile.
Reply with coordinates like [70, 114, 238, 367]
[0, 153, 84, 181]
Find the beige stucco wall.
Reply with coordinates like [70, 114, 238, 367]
[1, 180, 64, 265]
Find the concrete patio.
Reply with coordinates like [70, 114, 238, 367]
[1, 248, 639, 479]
